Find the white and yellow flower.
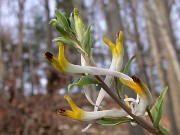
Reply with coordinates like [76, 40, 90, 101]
[43, 42, 131, 80]
[102, 31, 124, 71]
[83, 32, 125, 132]
[120, 75, 153, 116]
[57, 95, 128, 122]
[94, 32, 124, 111]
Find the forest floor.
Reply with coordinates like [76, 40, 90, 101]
[0, 93, 170, 135]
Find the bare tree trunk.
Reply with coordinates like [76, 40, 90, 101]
[102, 0, 129, 65]
[0, 43, 3, 92]
[151, 0, 180, 85]
[45, 0, 53, 51]
[145, 4, 178, 134]
[166, 59, 180, 134]
[149, 1, 180, 134]
[0, 2, 3, 93]
[44, 0, 55, 95]
[57, 0, 73, 15]
[145, 5, 165, 89]
[17, 0, 25, 97]
[102, 0, 123, 41]
[162, 51, 179, 135]
[29, 47, 34, 96]
[128, 0, 150, 88]
[0, 2, 4, 93]
[148, 57, 156, 95]
[154, 0, 179, 61]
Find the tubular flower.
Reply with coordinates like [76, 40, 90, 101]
[94, 32, 124, 110]
[102, 31, 124, 71]
[120, 76, 153, 116]
[83, 32, 124, 110]
[43, 42, 132, 80]
[57, 95, 128, 122]
[43, 42, 69, 73]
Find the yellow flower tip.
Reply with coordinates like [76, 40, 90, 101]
[124, 95, 130, 106]
[57, 42, 69, 70]
[58, 42, 65, 56]
[64, 95, 69, 100]
[43, 51, 65, 72]
[63, 95, 81, 111]
[57, 95, 84, 121]
[124, 94, 128, 98]
[116, 31, 123, 41]
[102, 35, 121, 57]
[102, 35, 115, 49]
[58, 42, 63, 47]
[116, 31, 122, 39]
[116, 31, 123, 54]
[120, 76, 148, 97]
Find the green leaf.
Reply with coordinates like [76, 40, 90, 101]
[54, 24, 84, 53]
[74, 8, 86, 41]
[55, 9, 69, 31]
[68, 75, 101, 92]
[54, 23, 72, 39]
[69, 12, 75, 32]
[81, 24, 92, 56]
[151, 86, 168, 128]
[116, 55, 136, 97]
[121, 55, 136, 74]
[159, 125, 170, 135]
[96, 117, 130, 126]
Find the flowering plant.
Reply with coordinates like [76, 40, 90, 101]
[44, 8, 169, 135]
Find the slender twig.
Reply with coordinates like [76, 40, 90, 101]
[147, 108, 154, 124]
[95, 75, 164, 135]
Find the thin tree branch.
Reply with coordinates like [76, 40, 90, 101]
[147, 108, 154, 124]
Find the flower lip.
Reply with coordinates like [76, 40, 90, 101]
[132, 75, 140, 83]
[57, 108, 67, 116]
[45, 52, 53, 60]
[57, 108, 66, 113]
[116, 32, 119, 38]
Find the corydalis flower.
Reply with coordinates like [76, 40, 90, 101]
[94, 32, 124, 110]
[43, 42, 131, 80]
[120, 76, 153, 116]
[44, 42, 69, 73]
[102, 31, 124, 71]
[84, 32, 124, 131]
[57, 95, 128, 122]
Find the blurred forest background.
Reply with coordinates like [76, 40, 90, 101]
[0, 0, 180, 135]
